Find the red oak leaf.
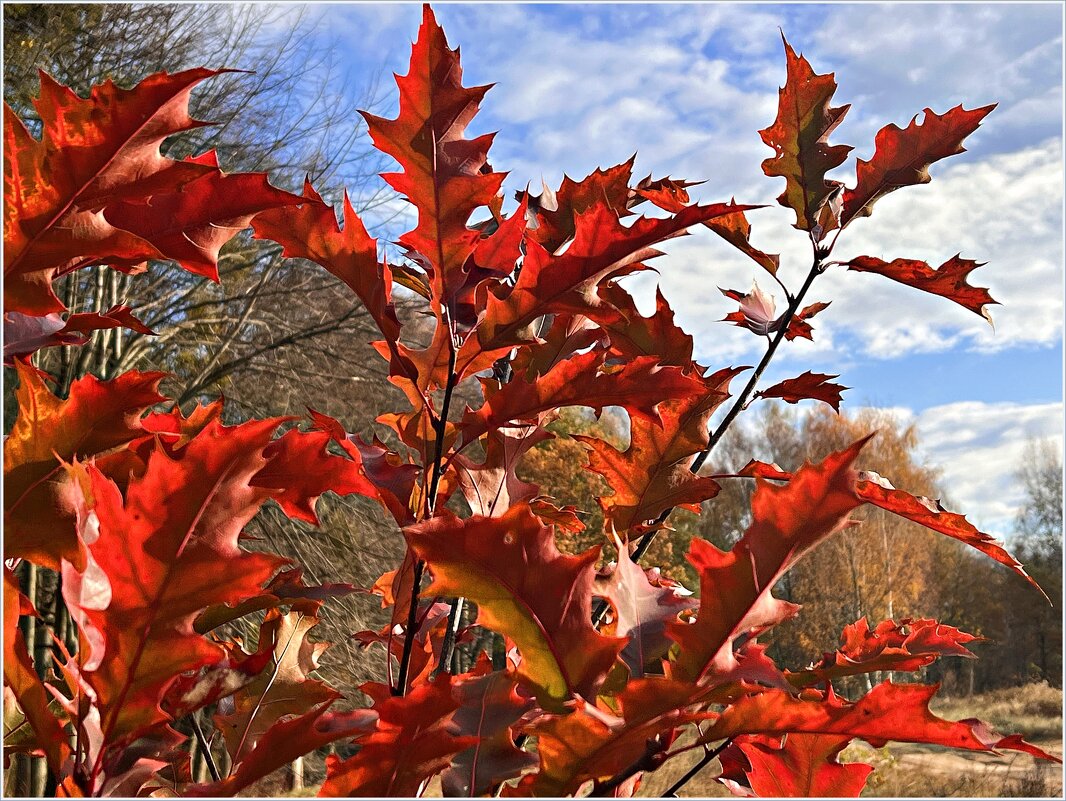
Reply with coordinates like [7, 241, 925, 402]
[842, 104, 995, 225]
[405, 503, 625, 708]
[698, 682, 1059, 764]
[527, 158, 637, 252]
[4, 69, 299, 315]
[252, 180, 401, 341]
[669, 438, 868, 683]
[441, 661, 537, 796]
[759, 36, 852, 235]
[757, 371, 847, 411]
[361, 6, 504, 312]
[705, 205, 781, 277]
[846, 255, 997, 323]
[4, 360, 166, 570]
[784, 301, 832, 342]
[3, 306, 153, 362]
[738, 733, 874, 797]
[856, 472, 1045, 598]
[594, 535, 696, 677]
[188, 703, 377, 798]
[319, 675, 477, 797]
[455, 424, 553, 517]
[577, 366, 743, 534]
[458, 350, 706, 450]
[790, 617, 979, 688]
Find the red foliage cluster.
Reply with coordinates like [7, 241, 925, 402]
[3, 5, 1052, 798]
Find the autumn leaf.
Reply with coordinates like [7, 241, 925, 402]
[593, 535, 695, 677]
[789, 617, 979, 688]
[759, 36, 852, 234]
[721, 282, 779, 337]
[455, 424, 552, 517]
[856, 472, 1045, 598]
[784, 301, 831, 342]
[361, 5, 504, 313]
[577, 366, 742, 534]
[4, 70, 298, 315]
[3, 306, 153, 362]
[737, 733, 874, 797]
[706, 205, 781, 277]
[756, 371, 847, 411]
[841, 104, 995, 225]
[4, 360, 166, 570]
[441, 661, 537, 796]
[846, 255, 997, 323]
[458, 350, 705, 450]
[669, 439, 867, 682]
[320, 676, 476, 797]
[215, 602, 337, 763]
[698, 682, 1059, 764]
[252, 180, 401, 341]
[473, 198, 756, 355]
[61, 419, 291, 748]
[188, 704, 377, 798]
[527, 158, 637, 252]
[405, 504, 624, 708]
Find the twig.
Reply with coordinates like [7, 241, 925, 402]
[393, 323, 459, 695]
[662, 738, 733, 797]
[191, 713, 222, 784]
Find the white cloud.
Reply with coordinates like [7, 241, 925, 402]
[908, 400, 1064, 536]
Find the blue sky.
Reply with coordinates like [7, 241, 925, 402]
[269, 2, 1063, 536]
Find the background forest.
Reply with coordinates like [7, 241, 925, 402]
[3, 3, 1062, 796]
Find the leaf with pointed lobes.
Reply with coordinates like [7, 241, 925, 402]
[308, 409, 420, 525]
[456, 424, 553, 517]
[252, 180, 401, 341]
[518, 676, 726, 797]
[215, 601, 337, 764]
[759, 36, 852, 234]
[361, 6, 504, 312]
[697, 682, 1060, 763]
[756, 371, 847, 412]
[4, 360, 166, 570]
[594, 534, 695, 678]
[784, 301, 831, 342]
[598, 284, 695, 368]
[846, 255, 997, 324]
[669, 438, 868, 683]
[441, 658, 538, 796]
[706, 204, 782, 277]
[578, 366, 743, 534]
[250, 425, 382, 524]
[526, 158, 637, 253]
[632, 173, 701, 213]
[508, 313, 602, 380]
[195, 567, 357, 634]
[721, 282, 779, 337]
[61, 418, 300, 749]
[188, 703, 378, 798]
[855, 471, 1047, 599]
[3, 306, 153, 362]
[458, 349, 706, 450]
[842, 104, 995, 225]
[475, 198, 757, 354]
[3, 566, 71, 773]
[732, 733, 874, 798]
[789, 617, 979, 689]
[4, 69, 301, 316]
[320, 675, 477, 798]
[405, 503, 625, 709]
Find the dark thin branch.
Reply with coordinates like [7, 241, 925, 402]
[191, 713, 222, 784]
[662, 738, 734, 797]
